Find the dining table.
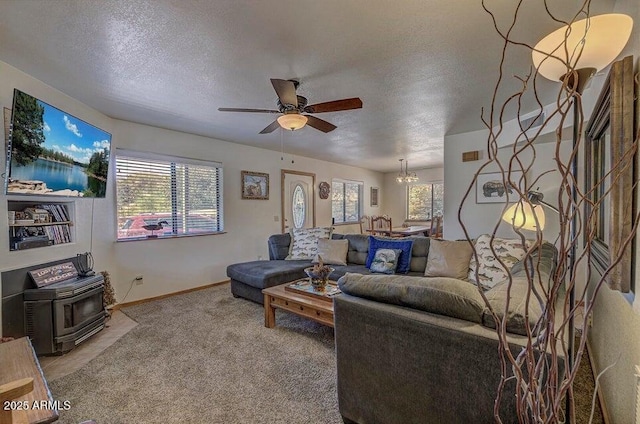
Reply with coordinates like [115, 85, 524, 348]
[368, 224, 431, 237]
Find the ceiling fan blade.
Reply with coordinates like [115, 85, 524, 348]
[270, 79, 298, 107]
[303, 97, 362, 113]
[259, 120, 281, 134]
[218, 107, 279, 114]
[305, 115, 337, 133]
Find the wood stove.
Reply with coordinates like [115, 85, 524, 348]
[24, 274, 107, 355]
[1, 258, 107, 356]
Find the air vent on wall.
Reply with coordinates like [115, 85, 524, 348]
[520, 112, 545, 130]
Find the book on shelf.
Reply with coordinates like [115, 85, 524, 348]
[43, 224, 71, 244]
[36, 204, 69, 222]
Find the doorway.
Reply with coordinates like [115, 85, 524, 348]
[281, 170, 316, 233]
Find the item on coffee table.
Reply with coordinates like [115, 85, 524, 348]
[304, 256, 334, 290]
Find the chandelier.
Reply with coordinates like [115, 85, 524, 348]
[396, 159, 418, 183]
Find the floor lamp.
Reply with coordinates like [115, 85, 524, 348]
[522, 13, 632, 422]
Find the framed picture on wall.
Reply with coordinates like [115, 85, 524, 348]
[370, 187, 379, 207]
[475, 171, 522, 204]
[241, 171, 269, 200]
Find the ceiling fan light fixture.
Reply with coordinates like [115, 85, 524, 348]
[277, 114, 308, 131]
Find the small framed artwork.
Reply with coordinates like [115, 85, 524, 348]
[241, 171, 269, 200]
[370, 187, 379, 207]
[476, 171, 522, 204]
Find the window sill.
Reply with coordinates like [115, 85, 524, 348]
[116, 231, 226, 242]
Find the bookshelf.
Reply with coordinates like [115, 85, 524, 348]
[7, 200, 74, 251]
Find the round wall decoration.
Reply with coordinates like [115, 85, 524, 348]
[319, 182, 330, 199]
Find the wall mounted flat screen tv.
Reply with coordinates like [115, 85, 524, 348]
[5, 89, 111, 197]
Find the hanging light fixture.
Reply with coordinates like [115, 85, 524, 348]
[277, 113, 308, 131]
[396, 159, 419, 183]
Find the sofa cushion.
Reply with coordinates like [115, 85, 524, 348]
[408, 236, 430, 273]
[268, 233, 292, 260]
[482, 276, 543, 336]
[226, 260, 309, 289]
[344, 234, 369, 265]
[286, 227, 332, 260]
[468, 235, 526, 289]
[337, 273, 486, 323]
[365, 237, 414, 273]
[424, 239, 473, 279]
[369, 248, 403, 274]
[313, 238, 349, 266]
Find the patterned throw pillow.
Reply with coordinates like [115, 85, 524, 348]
[285, 227, 332, 260]
[369, 248, 403, 274]
[468, 234, 526, 289]
[365, 237, 414, 273]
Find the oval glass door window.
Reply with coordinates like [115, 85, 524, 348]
[292, 184, 306, 228]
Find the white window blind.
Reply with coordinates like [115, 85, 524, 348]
[332, 179, 363, 224]
[407, 183, 444, 220]
[115, 149, 223, 240]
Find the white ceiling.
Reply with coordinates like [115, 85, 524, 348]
[0, 0, 615, 172]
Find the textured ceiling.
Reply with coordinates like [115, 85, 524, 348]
[0, 0, 615, 172]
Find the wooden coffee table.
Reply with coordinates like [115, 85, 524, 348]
[262, 280, 339, 328]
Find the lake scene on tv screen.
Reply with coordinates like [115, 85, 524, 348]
[6, 89, 111, 197]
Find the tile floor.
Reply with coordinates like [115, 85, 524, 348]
[38, 310, 137, 381]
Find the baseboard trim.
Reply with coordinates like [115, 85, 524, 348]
[111, 280, 230, 310]
[586, 335, 611, 424]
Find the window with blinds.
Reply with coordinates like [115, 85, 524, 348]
[407, 183, 444, 220]
[115, 149, 223, 240]
[331, 179, 363, 224]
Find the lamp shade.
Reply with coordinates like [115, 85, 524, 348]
[532, 14, 633, 81]
[502, 201, 545, 231]
[277, 114, 308, 131]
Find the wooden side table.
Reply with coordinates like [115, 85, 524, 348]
[0, 338, 58, 424]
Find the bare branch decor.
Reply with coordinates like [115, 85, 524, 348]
[458, 2, 636, 423]
[241, 171, 269, 200]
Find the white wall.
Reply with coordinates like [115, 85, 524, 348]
[0, 61, 384, 334]
[382, 167, 444, 226]
[443, 128, 571, 242]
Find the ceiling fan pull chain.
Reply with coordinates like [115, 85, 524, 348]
[280, 128, 284, 160]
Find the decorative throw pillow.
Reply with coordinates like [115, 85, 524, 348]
[286, 227, 332, 260]
[369, 248, 403, 274]
[424, 239, 473, 280]
[468, 234, 527, 289]
[365, 237, 414, 273]
[313, 238, 349, 266]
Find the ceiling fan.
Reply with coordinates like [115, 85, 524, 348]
[218, 78, 362, 134]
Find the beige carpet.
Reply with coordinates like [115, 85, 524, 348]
[49, 284, 340, 424]
[49, 284, 603, 424]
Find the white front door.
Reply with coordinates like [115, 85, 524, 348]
[281, 170, 315, 233]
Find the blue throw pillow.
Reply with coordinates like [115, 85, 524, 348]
[366, 236, 414, 273]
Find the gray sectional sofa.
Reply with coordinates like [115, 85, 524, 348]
[226, 233, 431, 304]
[227, 232, 561, 423]
[334, 241, 560, 424]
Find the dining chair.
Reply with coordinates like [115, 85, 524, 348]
[430, 215, 443, 238]
[359, 215, 372, 234]
[371, 215, 393, 236]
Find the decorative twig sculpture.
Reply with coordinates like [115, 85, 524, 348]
[458, 1, 637, 422]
